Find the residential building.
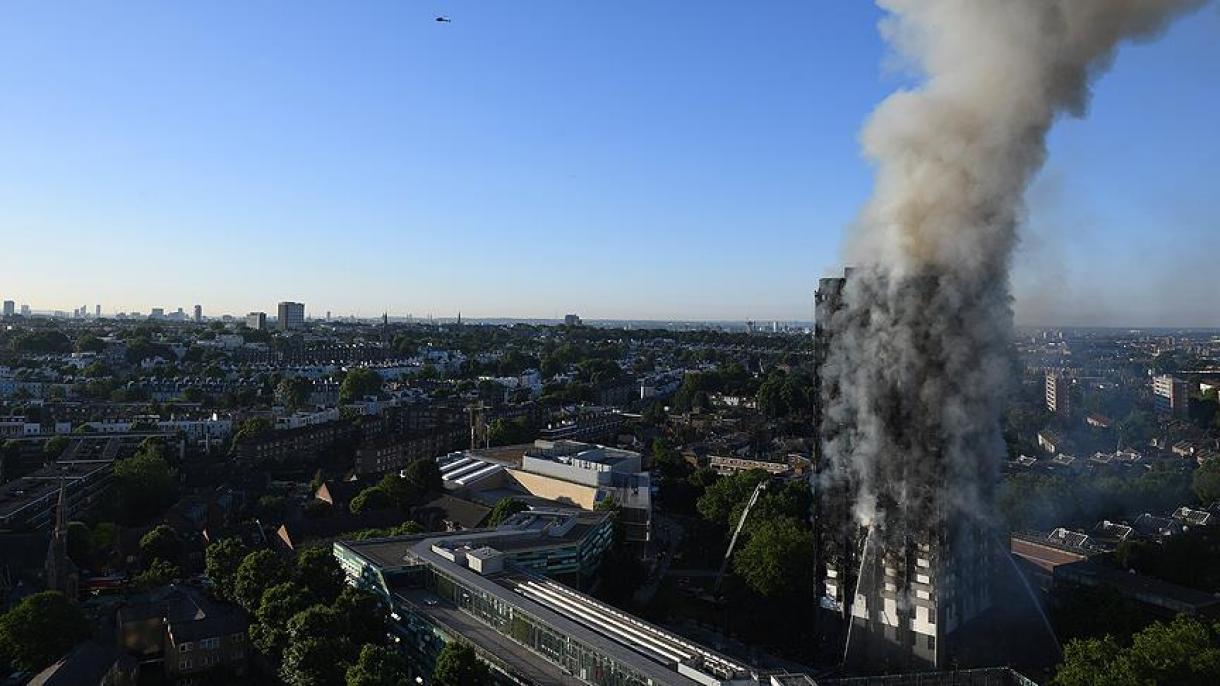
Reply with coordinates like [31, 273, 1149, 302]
[539, 407, 625, 444]
[150, 307, 165, 319]
[245, 311, 267, 331]
[813, 271, 1002, 673]
[193, 304, 202, 323]
[2, 300, 14, 318]
[1045, 371, 1070, 415]
[278, 301, 305, 331]
[117, 584, 248, 683]
[563, 313, 582, 326]
[1153, 375, 1189, 417]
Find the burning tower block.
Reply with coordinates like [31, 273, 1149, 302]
[813, 269, 1005, 672]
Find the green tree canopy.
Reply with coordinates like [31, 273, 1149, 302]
[113, 442, 175, 523]
[234, 549, 291, 612]
[205, 537, 249, 602]
[1194, 458, 1220, 504]
[133, 557, 182, 589]
[74, 334, 105, 353]
[431, 642, 492, 686]
[486, 498, 528, 527]
[332, 586, 387, 648]
[1053, 615, 1220, 686]
[296, 547, 345, 603]
[732, 516, 814, 598]
[402, 458, 443, 496]
[280, 606, 354, 686]
[139, 524, 182, 565]
[251, 581, 316, 661]
[0, 591, 91, 671]
[345, 643, 411, 686]
[340, 368, 383, 402]
[696, 469, 769, 528]
[349, 487, 393, 514]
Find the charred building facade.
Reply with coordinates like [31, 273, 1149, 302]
[813, 269, 1001, 672]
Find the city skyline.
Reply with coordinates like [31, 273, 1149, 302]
[2, 3, 1218, 324]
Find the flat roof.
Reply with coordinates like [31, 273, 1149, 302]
[403, 537, 712, 686]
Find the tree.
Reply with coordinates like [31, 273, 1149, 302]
[732, 517, 814, 599]
[206, 538, 249, 601]
[349, 487, 392, 514]
[281, 637, 347, 686]
[487, 498, 528, 527]
[74, 334, 105, 353]
[113, 443, 175, 523]
[296, 547, 345, 603]
[1053, 615, 1220, 686]
[340, 369, 383, 402]
[280, 606, 353, 686]
[43, 435, 69, 458]
[487, 417, 533, 447]
[133, 557, 182, 588]
[431, 642, 492, 686]
[233, 416, 273, 445]
[345, 644, 411, 686]
[251, 582, 315, 660]
[234, 549, 291, 611]
[696, 469, 769, 528]
[376, 473, 421, 510]
[140, 524, 182, 565]
[402, 458, 442, 497]
[332, 586, 387, 648]
[0, 591, 91, 671]
[278, 377, 313, 410]
[1194, 458, 1220, 504]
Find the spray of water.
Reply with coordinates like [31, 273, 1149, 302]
[822, 0, 1206, 543]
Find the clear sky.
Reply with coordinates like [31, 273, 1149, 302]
[1, 2, 1216, 325]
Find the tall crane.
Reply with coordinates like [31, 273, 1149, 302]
[713, 479, 769, 596]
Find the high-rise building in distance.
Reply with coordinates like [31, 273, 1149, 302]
[194, 304, 202, 323]
[246, 312, 267, 331]
[1153, 375, 1189, 417]
[563, 313, 582, 326]
[2, 301, 14, 318]
[94, 304, 101, 318]
[278, 301, 305, 331]
[1045, 371, 1070, 415]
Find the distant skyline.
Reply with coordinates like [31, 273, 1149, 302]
[2, 2, 1217, 326]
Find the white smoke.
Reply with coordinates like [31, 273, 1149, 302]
[823, 0, 1206, 538]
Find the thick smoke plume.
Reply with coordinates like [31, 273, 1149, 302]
[822, 0, 1204, 540]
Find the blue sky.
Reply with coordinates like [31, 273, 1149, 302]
[1, 2, 1216, 324]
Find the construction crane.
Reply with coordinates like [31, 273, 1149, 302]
[713, 479, 768, 596]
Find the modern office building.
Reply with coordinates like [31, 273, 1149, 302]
[245, 311, 267, 331]
[193, 304, 202, 323]
[333, 508, 756, 686]
[1045, 371, 1070, 415]
[813, 270, 1001, 672]
[150, 307, 165, 320]
[1153, 375, 1189, 417]
[2, 300, 14, 317]
[564, 313, 583, 327]
[278, 301, 305, 331]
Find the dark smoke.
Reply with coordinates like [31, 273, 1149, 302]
[823, 0, 1207, 539]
